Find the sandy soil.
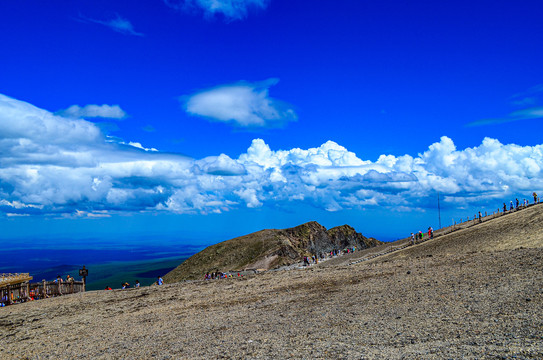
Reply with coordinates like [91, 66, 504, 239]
[1, 205, 542, 359]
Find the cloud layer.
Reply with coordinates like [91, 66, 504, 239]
[165, 0, 269, 21]
[469, 84, 543, 126]
[56, 104, 127, 119]
[184, 79, 297, 127]
[79, 14, 143, 36]
[1, 93, 542, 217]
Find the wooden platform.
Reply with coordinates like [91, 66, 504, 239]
[0, 273, 33, 288]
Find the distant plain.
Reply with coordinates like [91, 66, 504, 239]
[0, 240, 205, 290]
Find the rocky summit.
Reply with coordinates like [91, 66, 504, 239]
[1, 205, 542, 359]
[164, 221, 381, 282]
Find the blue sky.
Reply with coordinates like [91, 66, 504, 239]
[1, 0, 543, 245]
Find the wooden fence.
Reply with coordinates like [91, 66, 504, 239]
[1, 273, 85, 306]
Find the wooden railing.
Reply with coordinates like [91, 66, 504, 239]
[1, 276, 85, 306]
[31, 280, 85, 298]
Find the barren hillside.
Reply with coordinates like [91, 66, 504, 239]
[1, 205, 542, 359]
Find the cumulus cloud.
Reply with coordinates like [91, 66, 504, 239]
[56, 104, 127, 119]
[1, 93, 542, 217]
[79, 13, 144, 36]
[164, 0, 269, 21]
[183, 78, 297, 127]
[194, 154, 246, 175]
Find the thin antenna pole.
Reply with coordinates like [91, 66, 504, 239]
[437, 191, 442, 229]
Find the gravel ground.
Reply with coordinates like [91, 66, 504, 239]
[1, 205, 542, 359]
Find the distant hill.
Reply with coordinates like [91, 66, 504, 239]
[163, 221, 381, 282]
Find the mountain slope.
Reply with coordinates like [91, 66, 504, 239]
[3, 205, 543, 359]
[387, 203, 543, 261]
[163, 221, 380, 282]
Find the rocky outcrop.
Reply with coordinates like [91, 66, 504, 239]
[163, 221, 381, 282]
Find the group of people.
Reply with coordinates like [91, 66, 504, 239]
[202, 247, 359, 278]
[204, 271, 228, 280]
[105, 276, 163, 290]
[55, 274, 75, 283]
[204, 272, 243, 280]
[449, 192, 541, 227]
[503, 193, 539, 213]
[410, 227, 433, 245]
[302, 247, 358, 266]
[326, 247, 356, 259]
[120, 281, 140, 289]
[418, 192, 541, 242]
[303, 255, 318, 266]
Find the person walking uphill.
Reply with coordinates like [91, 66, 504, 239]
[534, 192, 538, 204]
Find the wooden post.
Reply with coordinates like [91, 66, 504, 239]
[7, 285, 12, 305]
[42, 279, 46, 298]
[26, 282, 30, 301]
[79, 266, 88, 292]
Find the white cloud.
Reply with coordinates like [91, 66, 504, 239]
[510, 84, 543, 104]
[184, 78, 297, 127]
[80, 14, 144, 36]
[1, 93, 543, 217]
[165, 0, 269, 21]
[0, 200, 43, 210]
[0, 94, 102, 148]
[234, 188, 262, 208]
[121, 142, 159, 152]
[56, 104, 127, 119]
[468, 106, 543, 126]
[469, 84, 543, 126]
[195, 154, 246, 175]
